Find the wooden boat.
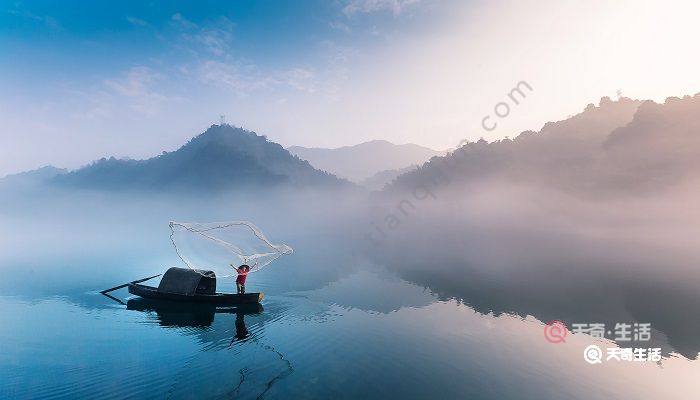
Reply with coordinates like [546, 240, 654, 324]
[128, 283, 263, 304]
[127, 267, 263, 305]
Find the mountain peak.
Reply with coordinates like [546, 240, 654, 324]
[53, 124, 346, 192]
[184, 124, 264, 149]
[288, 140, 443, 182]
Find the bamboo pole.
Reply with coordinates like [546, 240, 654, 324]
[100, 274, 162, 294]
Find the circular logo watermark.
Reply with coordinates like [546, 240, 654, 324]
[544, 320, 568, 344]
[583, 345, 603, 364]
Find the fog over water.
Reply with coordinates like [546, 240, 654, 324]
[363, 95, 700, 359]
[3, 170, 700, 360]
[0, 186, 368, 296]
[4, 96, 700, 399]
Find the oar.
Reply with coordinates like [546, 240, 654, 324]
[101, 292, 127, 306]
[100, 274, 162, 294]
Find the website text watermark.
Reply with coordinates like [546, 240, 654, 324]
[365, 80, 534, 246]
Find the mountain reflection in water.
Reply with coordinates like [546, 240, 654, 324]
[1, 268, 700, 399]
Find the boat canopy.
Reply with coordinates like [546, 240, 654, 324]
[158, 267, 216, 296]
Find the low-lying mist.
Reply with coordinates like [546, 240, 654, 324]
[0, 185, 369, 298]
[359, 94, 700, 358]
[5, 171, 699, 357]
[4, 95, 700, 357]
[364, 176, 700, 357]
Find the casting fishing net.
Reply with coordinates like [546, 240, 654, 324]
[169, 221, 293, 278]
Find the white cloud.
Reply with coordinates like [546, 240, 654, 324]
[171, 13, 235, 56]
[8, 8, 62, 31]
[197, 60, 318, 96]
[171, 13, 197, 29]
[126, 16, 149, 27]
[198, 60, 266, 93]
[282, 68, 317, 93]
[104, 66, 168, 115]
[168, 14, 316, 97]
[195, 28, 232, 56]
[329, 20, 352, 33]
[68, 90, 113, 121]
[343, 0, 421, 17]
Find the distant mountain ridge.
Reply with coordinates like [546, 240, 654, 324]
[359, 165, 418, 191]
[54, 124, 346, 191]
[384, 95, 700, 197]
[0, 166, 67, 187]
[288, 140, 443, 182]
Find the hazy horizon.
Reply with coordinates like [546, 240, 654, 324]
[0, 93, 684, 180]
[4, 1, 700, 176]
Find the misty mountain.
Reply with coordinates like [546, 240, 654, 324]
[288, 140, 443, 182]
[365, 95, 700, 360]
[359, 165, 418, 191]
[54, 124, 346, 191]
[1, 165, 66, 182]
[384, 96, 658, 197]
[0, 166, 67, 188]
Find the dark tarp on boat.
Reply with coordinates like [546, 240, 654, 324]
[158, 267, 216, 296]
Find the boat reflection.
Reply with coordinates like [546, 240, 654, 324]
[124, 297, 293, 398]
[126, 297, 263, 339]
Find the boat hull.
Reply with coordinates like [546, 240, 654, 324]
[128, 283, 263, 304]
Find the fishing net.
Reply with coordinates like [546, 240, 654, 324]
[169, 221, 293, 278]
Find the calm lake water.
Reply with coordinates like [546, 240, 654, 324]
[1, 195, 700, 399]
[3, 261, 700, 399]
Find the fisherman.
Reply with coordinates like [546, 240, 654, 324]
[231, 263, 250, 294]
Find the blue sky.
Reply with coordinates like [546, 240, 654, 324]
[1, 0, 452, 175]
[2, 0, 700, 175]
[2, 1, 412, 78]
[2, 0, 436, 104]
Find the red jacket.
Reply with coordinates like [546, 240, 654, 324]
[236, 269, 248, 284]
